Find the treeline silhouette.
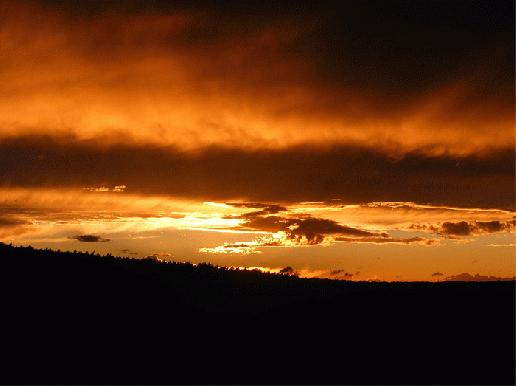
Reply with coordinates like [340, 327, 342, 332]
[1, 242, 514, 385]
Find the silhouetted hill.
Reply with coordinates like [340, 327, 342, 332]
[1, 242, 514, 385]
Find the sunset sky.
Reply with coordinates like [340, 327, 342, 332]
[1, 0, 514, 281]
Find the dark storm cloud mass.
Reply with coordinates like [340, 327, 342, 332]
[0, 136, 514, 210]
[31, 0, 514, 94]
[68, 235, 111, 242]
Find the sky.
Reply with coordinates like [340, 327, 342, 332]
[1, 0, 514, 281]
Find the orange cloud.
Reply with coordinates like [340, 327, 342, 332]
[1, 0, 513, 156]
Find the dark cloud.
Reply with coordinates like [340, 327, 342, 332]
[409, 220, 515, 237]
[1, 136, 513, 210]
[443, 273, 515, 282]
[329, 270, 354, 280]
[29, 0, 515, 95]
[0, 217, 32, 227]
[68, 235, 111, 242]
[0, 216, 34, 239]
[475, 221, 504, 233]
[224, 203, 287, 219]
[431, 272, 444, 276]
[441, 222, 473, 236]
[240, 215, 378, 246]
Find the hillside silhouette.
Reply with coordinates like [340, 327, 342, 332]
[1, 242, 514, 385]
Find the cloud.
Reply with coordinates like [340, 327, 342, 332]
[0, 216, 35, 239]
[224, 203, 288, 218]
[199, 242, 263, 255]
[143, 253, 171, 261]
[408, 220, 515, 237]
[442, 273, 515, 282]
[431, 272, 444, 276]
[329, 270, 354, 280]
[68, 235, 111, 242]
[83, 185, 126, 192]
[2, 136, 514, 210]
[1, 0, 513, 159]
[238, 214, 379, 245]
[335, 236, 439, 246]
[0, 216, 32, 227]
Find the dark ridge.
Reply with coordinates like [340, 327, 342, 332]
[1, 242, 514, 385]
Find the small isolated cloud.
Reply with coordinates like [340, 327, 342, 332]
[144, 253, 171, 261]
[431, 272, 444, 276]
[442, 273, 515, 281]
[329, 269, 354, 280]
[68, 235, 111, 242]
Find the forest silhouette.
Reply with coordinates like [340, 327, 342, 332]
[1, 242, 514, 385]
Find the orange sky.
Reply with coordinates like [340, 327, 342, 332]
[0, 0, 514, 281]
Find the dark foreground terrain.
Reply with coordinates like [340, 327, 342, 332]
[1, 242, 514, 385]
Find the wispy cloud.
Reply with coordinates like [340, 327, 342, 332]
[335, 236, 440, 246]
[83, 185, 126, 192]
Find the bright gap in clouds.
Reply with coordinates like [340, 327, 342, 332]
[0, 188, 514, 281]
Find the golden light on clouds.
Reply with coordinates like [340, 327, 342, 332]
[1, 0, 513, 156]
[0, 1, 514, 281]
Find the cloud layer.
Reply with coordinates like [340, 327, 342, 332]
[1, 1, 513, 156]
[1, 138, 514, 210]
